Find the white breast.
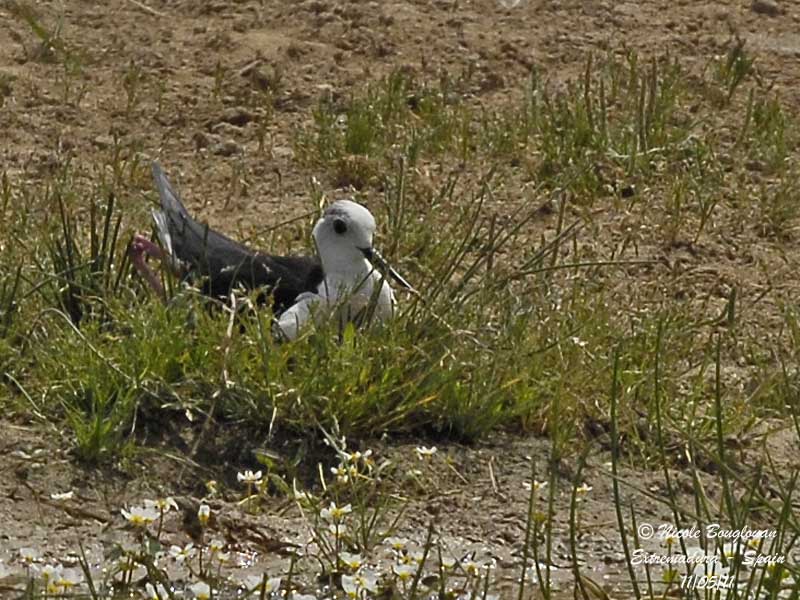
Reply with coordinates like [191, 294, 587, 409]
[274, 292, 323, 341]
[321, 270, 396, 322]
[273, 269, 396, 341]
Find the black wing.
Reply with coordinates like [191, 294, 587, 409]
[151, 162, 323, 312]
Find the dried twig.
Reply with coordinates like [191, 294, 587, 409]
[125, 0, 166, 17]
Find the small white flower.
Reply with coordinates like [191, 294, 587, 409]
[41, 563, 63, 593]
[320, 502, 352, 522]
[237, 470, 263, 484]
[383, 536, 409, 551]
[56, 568, 82, 589]
[40, 564, 63, 581]
[522, 480, 547, 492]
[41, 564, 65, 593]
[343, 450, 362, 463]
[339, 551, 363, 570]
[571, 336, 588, 347]
[244, 574, 282, 593]
[121, 505, 159, 527]
[169, 543, 195, 563]
[354, 568, 378, 592]
[331, 464, 349, 484]
[393, 563, 416, 581]
[440, 555, 457, 569]
[189, 581, 211, 600]
[462, 558, 481, 576]
[359, 449, 375, 471]
[19, 547, 39, 564]
[208, 539, 224, 554]
[50, 490, 74, 501]
[415, 446, 437, 459]
[341, 574, 360, 598]
[343, 449, 374, 465]
[575, 483, 593, 494]
[197, 504, 211, 526]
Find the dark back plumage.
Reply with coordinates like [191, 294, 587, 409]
[151, 162, 323, 312]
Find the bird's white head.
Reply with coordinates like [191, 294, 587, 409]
[312, 200, 376, 274]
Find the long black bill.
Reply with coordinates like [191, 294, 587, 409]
[360, 247, 416, 293]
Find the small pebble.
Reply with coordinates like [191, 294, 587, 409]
[751, 0, 782, 16]
[219, 107, 254, 126]
[192, 131, 217, 150]
[211, 139, 242, 156]
[92, 134, 114, 150]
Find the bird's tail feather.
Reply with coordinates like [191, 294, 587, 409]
[149, 161, 263, 288]
[150, 208, 180, 270]
[152, 161, 191, 221]
[151, 161, 219, 261]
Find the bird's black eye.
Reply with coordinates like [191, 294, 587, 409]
[333, 218, 348, 235]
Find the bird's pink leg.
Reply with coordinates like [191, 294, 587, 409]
[129, 233, 165, 299]
[131, 234, 165, 260]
